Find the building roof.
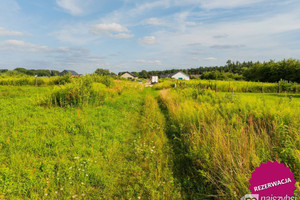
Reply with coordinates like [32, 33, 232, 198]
[60, 70, 79, 76]
[121, 72, 138, 77]
[160, 71, 188, 78]
[160, 73, 176, 78]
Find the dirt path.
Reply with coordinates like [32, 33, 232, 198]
[145, 80, 153, 87]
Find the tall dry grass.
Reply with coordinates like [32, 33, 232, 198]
[159, 88, 300, 199]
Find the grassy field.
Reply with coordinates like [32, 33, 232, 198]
[153, 79, 299, 93]
[0, 77, 299, 199]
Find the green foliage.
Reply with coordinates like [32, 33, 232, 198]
[159, 88, 300, 198]
[0, 79, 299, 199]
[153, 79, 300, 93]
[243, 59, 300, 82]
[133, 58, 300, 83]
[201, 71, 244, 80]
[43, 77, 104, 107]
[0, 69, 8, 73]
[94, 68, 110, 76]
[48, 75, 72, 85]
[14, 68, 59, 77]
[88, 74, 115, 88]
[0, 83, 182, 199]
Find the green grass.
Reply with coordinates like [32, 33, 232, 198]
[0, 84, 180, 199]
[153, 79, 300, 93]
[0, 78, 299, 199]
[159, 88, 300, 199]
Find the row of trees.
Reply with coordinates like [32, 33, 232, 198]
[131, 59, 300, 82]
[0, 68, 60, 77]
[1, 59, 299, 82]
[14, 68, 60, 76]
[94, 68, 116, 76]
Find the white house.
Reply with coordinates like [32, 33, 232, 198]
[160, 71, 190, 80]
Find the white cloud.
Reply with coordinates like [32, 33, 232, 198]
[199, 0, 265, 9]
[0, 40, 49, 52]
[113, 33, 134, 39]
[0, 39, 106, 73]
[185, 21, 197, 26]
[56, 0, 83, 15]
[171, 0, 265, 9]
[136, 59, 162, 65]
[91, 23, 129, 34]
[128, 1, 170, 16]
[144, 18, 165, 26]
[90, 23, 134, 38]
[204, 57, 217, 61]
[56, 0, 98, 16]
[54, 23, 95, 45]
[0, 27, 24, 37]
[138, 36, 157, 45]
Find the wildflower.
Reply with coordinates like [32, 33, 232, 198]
[72, 195, 77, 198]
[81, 194, 86, 197]
[69, 167, 72, 169]
[60, 188, 63, 190]
[55, 191, 58, 194]
[86, 174, 89, 176]
[45, 193, 48, 196]
[74, 157, 80, 160]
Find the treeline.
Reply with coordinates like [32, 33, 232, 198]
[0, 68, 60, 77]
[132, 59, 300, 83]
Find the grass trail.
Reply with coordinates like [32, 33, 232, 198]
[158, 88, 300, 199]
[158, 89, 217, 199]
[0, 86, 179, 199]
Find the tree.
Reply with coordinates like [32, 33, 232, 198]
[95, 68, 110, 75]
[139, 70, 148, 78]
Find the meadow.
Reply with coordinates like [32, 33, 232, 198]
[0, 76, 299, 199]
[153, 78, 299, 93]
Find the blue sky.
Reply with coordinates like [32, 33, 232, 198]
[0, 0, 300, 73]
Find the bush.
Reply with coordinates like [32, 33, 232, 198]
[43, 77, 105, 107]
[88, 74, 115, 88]
[49, 75, 72, 85]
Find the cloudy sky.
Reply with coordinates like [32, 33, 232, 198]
[0, 0, 299, 73]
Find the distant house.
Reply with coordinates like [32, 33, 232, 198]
[60, 70, 80, 78]
[151, 76, 159, 84]
[120, 72, 138, 79]
[160, 71, 190, 80]
[190, 74, 201, 79]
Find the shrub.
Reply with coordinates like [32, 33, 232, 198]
[49, 75, 72, 85]
[43, 77, 105, 107]
[88, 74, 115, 88]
